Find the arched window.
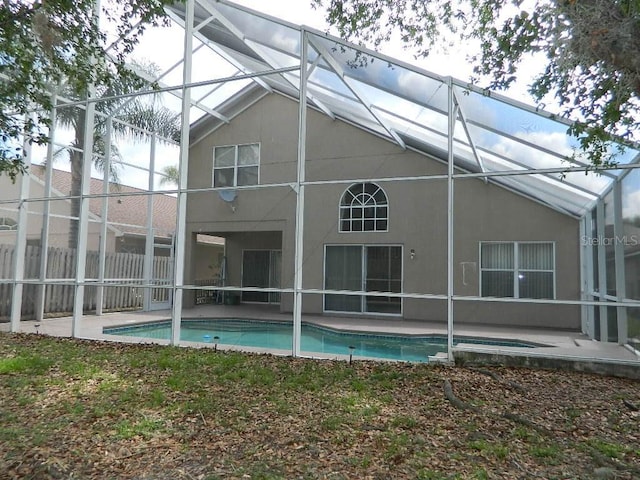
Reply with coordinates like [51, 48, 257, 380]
[0, 218, 17, 231]
[339, 182, 388, 232]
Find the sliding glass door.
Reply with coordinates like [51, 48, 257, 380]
[242, 250, 281, 303]
[365, 246, 402, 314]
[324, 246, 362, 312]
[324, 245, 402, 314]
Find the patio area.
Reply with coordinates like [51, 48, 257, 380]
[1, 0, 638, 386]
[2, 304, 638, 375]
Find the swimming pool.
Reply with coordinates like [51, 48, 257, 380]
[104, 318, 537, 362]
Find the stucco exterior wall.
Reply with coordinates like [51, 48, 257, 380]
[186, 93, 581, 329]
[191, 241, 225, 281]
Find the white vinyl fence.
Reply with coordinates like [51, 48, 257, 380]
[0, 244, 172, 319]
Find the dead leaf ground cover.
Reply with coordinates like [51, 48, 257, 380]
[0, 332, 638, 480]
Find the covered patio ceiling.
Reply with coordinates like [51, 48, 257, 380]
[142, 0, 640, 218]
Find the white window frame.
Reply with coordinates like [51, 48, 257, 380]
[323, 244, 403, 316]
[479, 241, 556, 299]
[0, 217, 18, 231]
[212, 142, 260, 188]
[338, 182, 389, 233]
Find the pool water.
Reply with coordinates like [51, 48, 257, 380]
[104, 319, 535, 363]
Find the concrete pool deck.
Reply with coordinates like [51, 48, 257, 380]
[2, 304, 639, 377]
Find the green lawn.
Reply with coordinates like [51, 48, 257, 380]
[1, 332, 639, 479]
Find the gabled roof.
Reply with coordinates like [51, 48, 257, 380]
[30, 165, 176, 239]
[162, 0, 640, 218]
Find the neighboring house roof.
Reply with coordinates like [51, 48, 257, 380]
[30, 165, 177, 239]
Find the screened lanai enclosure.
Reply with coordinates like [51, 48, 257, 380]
[1, 0, 639, 363]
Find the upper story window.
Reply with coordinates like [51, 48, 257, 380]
[480, 241, 555, 299]
[0, 217, 17, 231]
[213, 143, 259, 187]
[339, 182, 388, 232]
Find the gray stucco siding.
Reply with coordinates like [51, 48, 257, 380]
[185, 92, 580, 329]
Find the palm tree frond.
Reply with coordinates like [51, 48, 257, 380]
[159, 164, 179, 186]
[50, 57, 180, 249]
[119, 103, 181, 143]
[92, 133, 122, 185]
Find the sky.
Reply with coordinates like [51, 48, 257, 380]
[28, 0, 638, 217]
[230, 1, 478, 88]
[230, 0, 545, 105]
[125, 0, 543, 105]
[90, 0, 484, 192]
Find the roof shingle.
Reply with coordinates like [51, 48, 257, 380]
[30, 165, 176, 239]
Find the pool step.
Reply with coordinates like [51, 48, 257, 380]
[428, 351, 450, 364]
